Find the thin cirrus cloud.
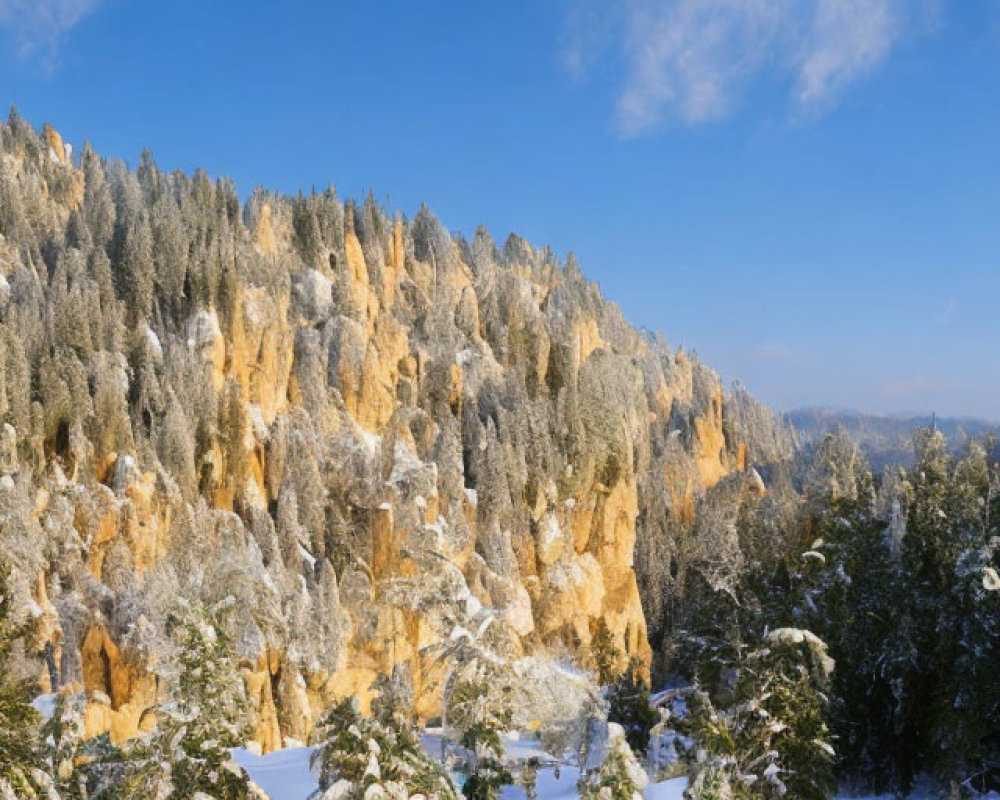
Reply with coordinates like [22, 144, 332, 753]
[878, 373, 953, 399]
[563, 0, 938, 135]
[0, 0, 103, 63]
[936, 297, 958, 324]
[750, 343, 798, 363]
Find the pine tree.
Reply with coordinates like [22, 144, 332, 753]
[590, 621, 657, 757]
[80, 142, 116, 250]
[896, 430, 964, 789]
[590, 618, 622, 686]
[42, 693, 86, 797]
[292, 193, 323, 269]
[0, 565, 58, 799]
[309, 674, 458, 800]
[931, 446, 1000, 789]
[607, 658, 659, 758]
[677, 626, 835, 800]
[447, 661, 514, 800]
[41, 692, 123, 799]
[578, 722, 648, 800]
[105, 599, 260, 799]
[797, 493, 905, 789]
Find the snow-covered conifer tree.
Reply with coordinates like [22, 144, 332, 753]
[578, 722, 648, 800]
[103, 598, 261, 799]
[447, 661, 513, 800]
[0, 565, 59, 799]
[309, 674, 458, 800]
[679, 627, 835, 800]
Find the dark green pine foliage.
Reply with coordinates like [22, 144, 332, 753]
[309, 675, 458, 800]
[749, 632, 836, 800]
[104, 600, 259, 799]
[578, 726, 646, 800]
[893, 435, 971, 789]
[777, 430, 1000, 793]
[0, 565, 59, 799]
[41, 692, 128, 799]
[591, 621, 658, 756]
[675, 627, 836, 800]
[666, 514, 837, 799]
[160, 600, 255, 798]
[590, 619, 622, 686]
[895, 431, 956, 789]
[42, 692, 90, 798]
[462, 757, 514, 800]
[902, 437, 1000, 792]
[943, 462, 1000, 796]
[607, 660, 659, 757]
[796, 495, 907, 790]
[447, 663, 514, 800]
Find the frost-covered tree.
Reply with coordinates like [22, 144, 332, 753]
[447, 661, 514, 800]
[578, 722, 648, 800]
[794, 495, 905, 789]
[0, 566, 58, 800]
[309, 675, 458, 800]
[41, 691, 126, 799]
[590, 622, 657, 756]
[676, 626, 835, 800]
[920, 443, 1000, 789]
[104, 598, 259, 799]
[607, 660, 658, 759]
[590, 619, 622, 686]
[42, 693, 89, 798]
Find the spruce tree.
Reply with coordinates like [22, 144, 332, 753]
[0, 565, 58, 799]
[590, 619, 622, 686]
[932, 446, 1000, 789]
[590, 622, 657, 756]
[447, 661, 514, 800]
[677, 626, 835, 800]
[309, 674, 458, 800]
[607, 658, 659, 758]
[578, 722, 648, 800]
[105, 599, 260, 799]
[896, 431, 962, 789]
[41, 692, 126, 799]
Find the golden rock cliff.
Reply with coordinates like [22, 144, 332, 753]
[0, 121, 794, 749]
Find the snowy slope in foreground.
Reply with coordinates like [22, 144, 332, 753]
[233, 742, 989, 800]
[232, 745, 688, 800]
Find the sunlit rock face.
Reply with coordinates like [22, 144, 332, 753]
[0, 121, 794, 749]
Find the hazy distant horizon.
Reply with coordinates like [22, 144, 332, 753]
[784, 405, 1000, 427]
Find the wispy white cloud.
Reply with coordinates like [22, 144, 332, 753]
[936, 297, 958, 324]
[0, 0, 103, 64]
[878, 373, 953, 399]
[563, 0, 935, 135]
[750, 343, 797, 363]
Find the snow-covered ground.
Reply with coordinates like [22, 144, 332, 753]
[233, 746, 318, 800]
[31, 693, 56, 719]
[29, 695, 973, 800]
[233, 742, 988, 800]
[232, 740, 688, 800]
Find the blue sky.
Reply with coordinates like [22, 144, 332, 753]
[1, 0, 998, 419]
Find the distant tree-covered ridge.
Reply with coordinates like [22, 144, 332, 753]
[789, 407, 999, 470]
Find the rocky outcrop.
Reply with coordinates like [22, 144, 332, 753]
[0, 121, 795, 750]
